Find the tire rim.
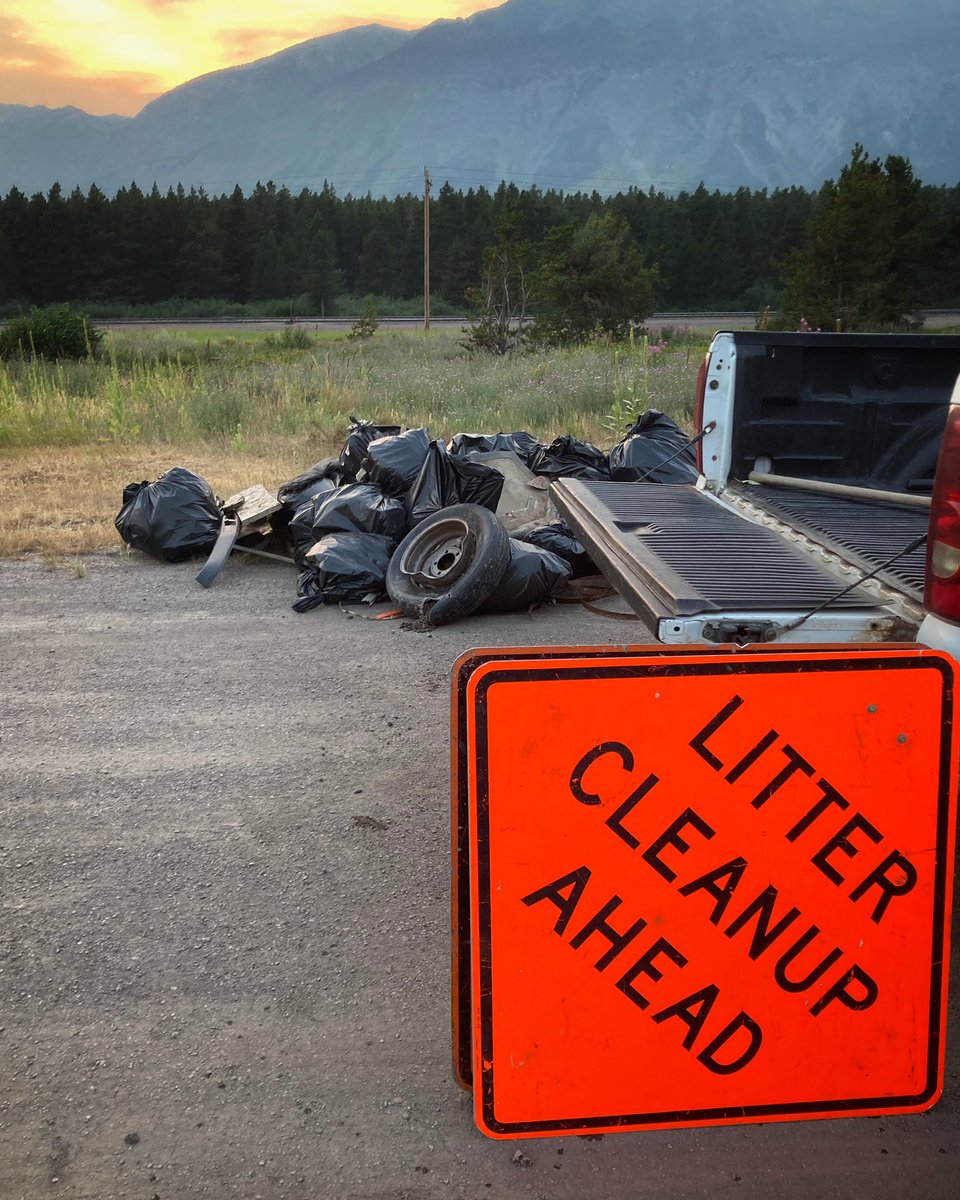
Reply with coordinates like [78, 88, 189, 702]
[398, 516, 477, 589]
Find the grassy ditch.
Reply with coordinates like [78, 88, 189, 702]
[0, 326, 708, 558]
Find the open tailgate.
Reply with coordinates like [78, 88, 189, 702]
[552, 479, 915, 644]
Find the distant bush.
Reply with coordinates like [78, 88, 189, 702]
[264, 325, 314, 351]
[0, 305, 103, 360]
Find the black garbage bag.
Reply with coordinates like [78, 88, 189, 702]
[115, 467, 222, 562]
[452, 456, 504, 511]
[312, 483, 407, 541]
[510, 520, 596, 577]
[361, 427, 431, 497]
[449, 431, 543, 467]
[273, 458, 344, 544]
[608, 409, 697, 483]
[340, 417, 402, 480]
[406, 440, 458, 527]
[528, 435, 610, 480]
[406, 441, 505, 528]
[479, 539, 572, 613]
[293, 532, 395, 612]
[290, 499, 323, 564]
[277, 458, 345, 509]
[290, 483, 405, 564]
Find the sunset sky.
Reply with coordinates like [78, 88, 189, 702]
[0, 1, 506, 116]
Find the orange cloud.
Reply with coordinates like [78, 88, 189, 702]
[0, 17, 158, 113]
[0, 2, 507, 116]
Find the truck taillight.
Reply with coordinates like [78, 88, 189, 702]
[924, 401, 960, 623]
[693, 352, 710, 472]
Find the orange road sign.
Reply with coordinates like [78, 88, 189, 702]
[460, 648, 957, 1137]
[449, 642, 921, 1091]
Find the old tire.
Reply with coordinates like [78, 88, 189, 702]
[386, 504, 510, 625]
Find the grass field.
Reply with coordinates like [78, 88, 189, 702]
[0, 326, 708, 557]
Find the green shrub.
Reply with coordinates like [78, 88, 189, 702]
[0, 305, 103, 360]
[347, 302, 380, 341]
[264, 325, 314, 351]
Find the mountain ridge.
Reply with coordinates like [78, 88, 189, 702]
[1, 0, 958, 197]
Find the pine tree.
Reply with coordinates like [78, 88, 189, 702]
[357, 221, 397, 296]
[303, 221, 344, 314]
[780, 145, 925, 330]
[532, 214, 656, 345]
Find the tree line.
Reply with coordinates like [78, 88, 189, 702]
[1, 151, 958, 319]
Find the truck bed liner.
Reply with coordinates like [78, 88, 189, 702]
[735, 484, 928, 601]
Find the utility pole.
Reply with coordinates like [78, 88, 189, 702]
[423, 167, 431, 332]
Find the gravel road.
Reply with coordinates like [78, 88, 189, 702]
[2, 555, 958, 1200]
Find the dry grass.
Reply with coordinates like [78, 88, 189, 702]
[0, 436, 330, 558]
[0, 327, 707, 558]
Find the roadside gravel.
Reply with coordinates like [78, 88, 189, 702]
[1, 554, 957, 1200]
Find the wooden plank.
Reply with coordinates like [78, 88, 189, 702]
[223, 484, 282, 534]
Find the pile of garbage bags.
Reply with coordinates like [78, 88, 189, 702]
[116, 409, 695, 623]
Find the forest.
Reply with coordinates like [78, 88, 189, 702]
[1, 155, 959, 317]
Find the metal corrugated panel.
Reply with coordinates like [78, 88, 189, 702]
[739, 485, 928, 600]
[552, 481, 879, 619]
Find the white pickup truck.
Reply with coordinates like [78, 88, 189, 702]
[553, 331, 960, 653]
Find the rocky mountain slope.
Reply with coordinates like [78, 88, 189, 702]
[2, 0, 958, 196]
